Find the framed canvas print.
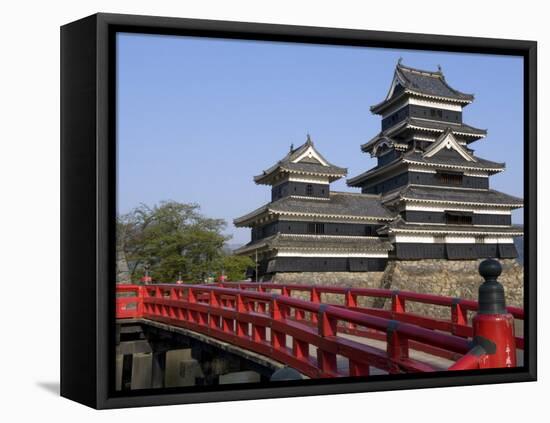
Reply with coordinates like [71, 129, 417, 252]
[60, 13, 537, 409]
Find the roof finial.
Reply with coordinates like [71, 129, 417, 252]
[289, 143, 294, 152]
[437, 64, 442, 72]
[306, 133, 312, 145]
[397, 57, 403, 66]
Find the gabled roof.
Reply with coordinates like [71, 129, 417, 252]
[371, 61, 475, 114]
[233, 233, 393, 255]
[254, 135, 347, 185]
[233, 191, 395, 227]
[382, 185, 523, 208]
[423, 129, 476, 162]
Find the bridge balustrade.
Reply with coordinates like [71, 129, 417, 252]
[216, 282, 524, 354]
[115, 259, 521, 377]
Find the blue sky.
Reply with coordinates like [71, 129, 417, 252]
[117, 33, 524, 245]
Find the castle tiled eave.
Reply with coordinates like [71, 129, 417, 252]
[402, 151, 505, 173]
[360, 119, 486, 154]
[378, 219, 524, 237]
[383, 185, 523, 208]
[234, 191, 395, 227]
[233, 233, 394, 255]
[253, 135, 347, 185]
[254, 162, 347, 184]
[371, 62, 475, 114]
[403, 118, 487, 137]
[347, 158, 404, 187]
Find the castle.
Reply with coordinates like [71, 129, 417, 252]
[234, 62, 523, 283]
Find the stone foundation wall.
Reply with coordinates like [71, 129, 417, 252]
[270, 271, 385, 307]
[378, 259, 523, 319]
[267, 259, 524, 319]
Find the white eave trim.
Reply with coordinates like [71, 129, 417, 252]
[276, 210, 393, 221]
[291, 145, 329, 166]
[406, 124, 485, 138]
[403, 159, 504, 173]
[281, 167, 345, 178]
[389, 228, 523, 236]
[404, 89, 473, 104]
[276, 251, 389, 258]
[401, 196, 523, 208]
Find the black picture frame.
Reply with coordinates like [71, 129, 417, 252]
[60, 12, 537, 409]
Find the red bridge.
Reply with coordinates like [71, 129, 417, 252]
[116, 259, 522, 379]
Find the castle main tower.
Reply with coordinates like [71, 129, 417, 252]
[347, 61, 523, 260]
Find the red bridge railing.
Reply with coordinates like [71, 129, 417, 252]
[115, 259, 521, 377]
[216, 281, 524, 353]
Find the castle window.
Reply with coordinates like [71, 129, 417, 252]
[306, 184, 313, 196]
[307, 223, 325, 234]
[436, 171, 463, 185]
[430, 109, 443, 119]
[445, 212, 473, 225]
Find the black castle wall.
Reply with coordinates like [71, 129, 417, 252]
[362, 170, 488, 194]
[272, 181, 330, 201]
[401, 211, 512, 226]
[382, 104, 462, 131]
[265, 257, 387, 273]
[392, 243, 517, 260]
[252, 220, 383, 241]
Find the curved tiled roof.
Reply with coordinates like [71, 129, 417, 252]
[254, 135, 347, 184]
[233, 233, 393, 255]
[233, 191, 394, 226]
[361, 119, 486, 153]
[395, 63, 474, 101]
[371, 62, 475, 113]
[402, 150, 504, 172]
[379, 217, 524, 236]
[404, 118, 486, 137]
[384, 185, 523, 207]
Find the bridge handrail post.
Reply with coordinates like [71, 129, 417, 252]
[472, 259, 517, 368]
[345, 289, 357, 330]
[386, 321, 409, 371]
[317, 306, 338, 374]
[391, 290, 405, 315]
[310, 288, 320, 324]
[451, 300, 468, 336]
[137, 285, 145, 318]
[270, 297, 286, 350]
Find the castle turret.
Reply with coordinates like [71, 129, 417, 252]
[234, 135, 393, 278]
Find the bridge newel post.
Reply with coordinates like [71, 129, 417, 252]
[473, 259, 517, 368]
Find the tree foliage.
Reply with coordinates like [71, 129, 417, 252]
[117, 201, 233, 283]
[222, 255, 255, 281]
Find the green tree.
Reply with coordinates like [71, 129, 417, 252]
[220, 255, 255, 281]
[117, 201, 229, 283]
